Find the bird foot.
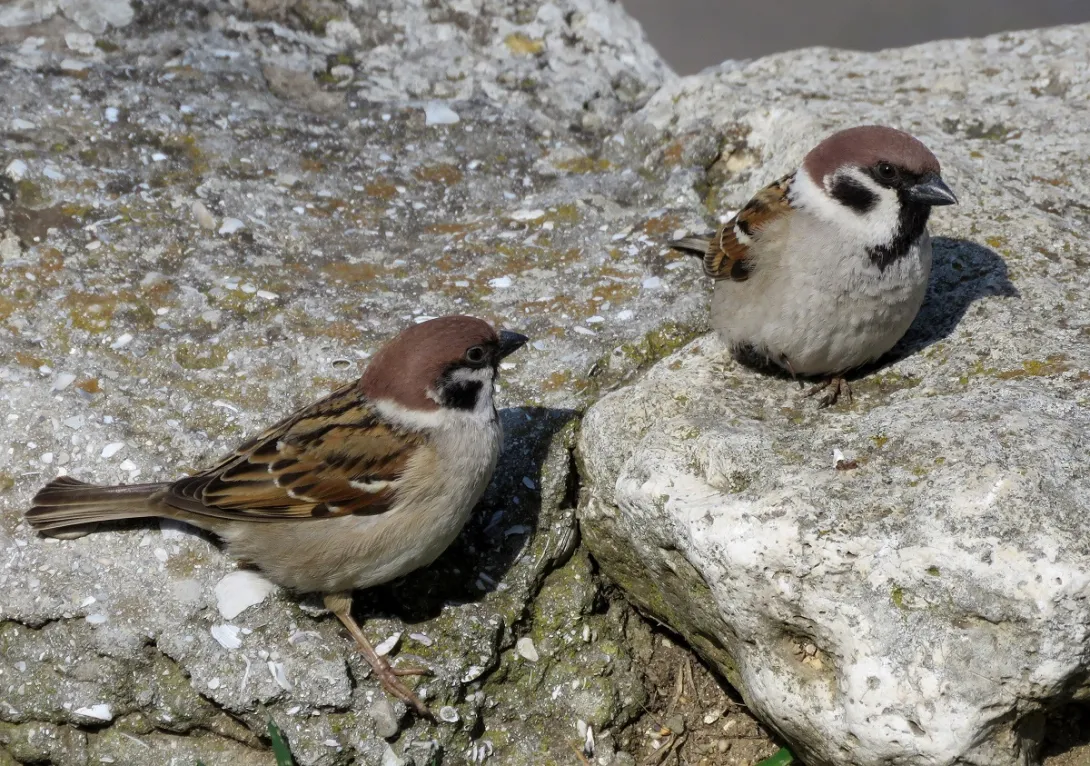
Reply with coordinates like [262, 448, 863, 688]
[324, 592, 435, 720]
[804, 376, 852, 408]
[365, 656, 435, 720]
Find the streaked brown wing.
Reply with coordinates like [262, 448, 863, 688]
[166, 382, 422, 522]
[703, 172, 794, 281]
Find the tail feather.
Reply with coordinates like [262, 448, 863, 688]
[667, 234, 713, 257]
[26, 477, 169, 532]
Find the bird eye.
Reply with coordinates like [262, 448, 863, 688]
[464, 346, 487, 365]
[876, 162, 897, 181]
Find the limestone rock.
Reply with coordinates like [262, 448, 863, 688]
[0, 0, 673, 762]
[581, 26, 1090, 766]
[3, 0, 1090, 761]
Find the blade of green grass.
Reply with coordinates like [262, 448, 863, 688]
[267, 718, 296, 766]
[756, 747, 796, 766]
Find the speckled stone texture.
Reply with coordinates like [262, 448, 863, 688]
[3, 0, 1090, 763]
[580, 24, 1090, 766]
[0, 0, 680, 764]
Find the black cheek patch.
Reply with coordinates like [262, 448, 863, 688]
[829, 177, 878, 214]
[441, 380, 484, 411]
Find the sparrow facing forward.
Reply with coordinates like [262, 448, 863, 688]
[26, 315, 529, 717]
[670, 125, 957, 406]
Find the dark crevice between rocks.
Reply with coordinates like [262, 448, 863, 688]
[585, 583, 783, 765]
[1041, 701, 1090, 763]
[505, 442, 584, 649]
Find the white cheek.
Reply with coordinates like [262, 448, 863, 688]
[792, 167, 900, 249]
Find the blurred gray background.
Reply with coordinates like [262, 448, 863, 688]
[622, 0, 1090, 74]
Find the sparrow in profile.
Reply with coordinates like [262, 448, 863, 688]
[26, 316, 529, 717]
[670, 125, 957, 406]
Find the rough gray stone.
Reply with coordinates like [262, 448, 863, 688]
[3, 0, 1090, 764]
[580, 25, 1090, 766]
[0, 1, 680, 762]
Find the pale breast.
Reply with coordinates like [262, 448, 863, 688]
[712, 220, 932, 376]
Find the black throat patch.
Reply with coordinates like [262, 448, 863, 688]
[867, 196, 932, 271]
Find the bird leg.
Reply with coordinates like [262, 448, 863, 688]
[804, 376, 852, 408]
[779, 354, 804, 389]
[323, 592, 434, 720]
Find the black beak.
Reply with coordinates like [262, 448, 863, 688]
[497, 330, 529, 359]
[906, 173, 958, 207]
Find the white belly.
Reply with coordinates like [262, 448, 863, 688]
[711, 230, 932, 375]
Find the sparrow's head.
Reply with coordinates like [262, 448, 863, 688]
[360, 315, 528, 417]
[795, 125, 957, 265]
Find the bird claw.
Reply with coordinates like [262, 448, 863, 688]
[368, 658, 435, 720]
[804, 377, 852, 408]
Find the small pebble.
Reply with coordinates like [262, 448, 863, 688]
[74, 704, 112, 721]
[516, 636, 540, 662]
[424, 102, 460, 125]
[268, 661, 292, 691]
[210, 624, 243, 650]
[369, 697, 400, 738]
[508, 209, 544, 222]
[100, 442, 125, 459]
[5, 159, 28, 180]
[218, 218, 244, 235]
[214, 570, 277, 619]
[192, 201, 217, 230]
[374, 632, 401, 657]
[381, 745, 410, 766]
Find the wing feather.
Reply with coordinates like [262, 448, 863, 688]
[164, 382, 422, 522]
[701, 172, 795, 281]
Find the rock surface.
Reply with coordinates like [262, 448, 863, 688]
[0, 0, 683, 764]
[2, 0, 1090, 764]
[580, 24, 1090, 766]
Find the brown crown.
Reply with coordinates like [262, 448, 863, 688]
[802, 125, 941, 184]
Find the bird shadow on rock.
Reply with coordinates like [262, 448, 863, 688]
[876, 236, 1018, 368]
[361, 405, 579, 625]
